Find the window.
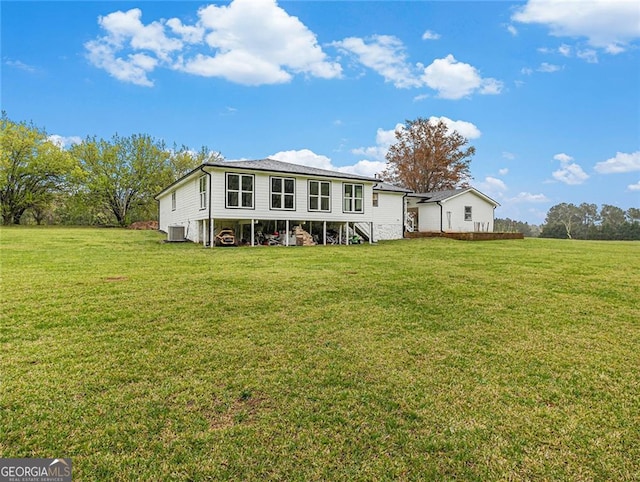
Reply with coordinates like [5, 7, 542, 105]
[171, 191, 176, 211]
[343, 183, 364, 213]
[226, 173, 254, 208]
[464, 206, 472, 221]
[308, 180, 330, 212]
[199, 176, 207, 210]
[271, 177, 295, 210]
[372, 192, 379, 207]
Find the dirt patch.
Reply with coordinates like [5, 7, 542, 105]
[104, 276, 128, 282]
[128, 221, 159, 230]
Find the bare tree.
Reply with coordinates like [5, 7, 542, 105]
[382, 117, 475, 192]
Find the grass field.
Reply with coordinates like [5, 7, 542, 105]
[1, 227, 639, 480]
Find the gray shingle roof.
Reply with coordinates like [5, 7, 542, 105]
[409, 187, 500, 206]
[205, 158, 378, 182]
[373, 182, 412, 193]
[410, 188, 468, 203]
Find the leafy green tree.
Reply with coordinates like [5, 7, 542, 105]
[599, 204, 627, 240]
[168, 144, 221, 179]
[541, 203, 582, 239]
[70, 135, 220, 226]
[541, 203, 640, 240]
[382, 118, 475, 192]
[628, 208, 640, 223]
[0, 114, 76, 225]
[494, 217, 535, 236]
[71, 134, 174, 226]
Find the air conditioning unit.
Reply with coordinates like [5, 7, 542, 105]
[167, 225, 185, 242]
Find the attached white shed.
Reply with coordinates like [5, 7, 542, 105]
[407, 188, 499, 233]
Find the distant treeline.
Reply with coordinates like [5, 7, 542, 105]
[498, 203, 640, 240]
[1, 113, 219, 227]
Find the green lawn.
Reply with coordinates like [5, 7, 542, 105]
[1, 227, 639, 480]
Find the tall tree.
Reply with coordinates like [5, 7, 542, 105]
[627, 208, 640, 223]
[541, 203, 582, 239]
[382, 117, 475, 192]
[168, 144, 222, 180]
[71, 134, 173, 226]
[0, 113, 76, 225]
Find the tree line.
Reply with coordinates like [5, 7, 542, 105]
[2, 113, 638, 240]
[539, 203, 640, 240]
[496, 203, 640, 240]
[1, 113, 221, 226]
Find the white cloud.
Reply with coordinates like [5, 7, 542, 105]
[339, 160, 387, 178]
[507, 25, 518, 36]
[509, 192, 550, 203]
[351, 117, 480, 163]
[553, 153, 573, 163]
[576, 49, 598, 63]
[48, 135, 82, 149]
[540, 43, 599, 63]
[99, 8, 183, 61]
[552, 153, 589, 185]
[502, 151, 516, 160]
[481, 176, 508, 192]
[270, 149, 385, 178]
[499, 168, 509, 176]
[5, 59, 38, 73]
[271, 149, 335, 171]
[422, 30, 441, 40]
[166, 18, 204, 44]
[538, 62, 562, 73]
[594, 151, 640, 174]
[628, 181, 640, 191]
[428, 116, 481, 139]
[512, 0, 640, 54]
[331, 35, 503, 99]
[86, 0, 341, 87]
[422, 54, 503, 99]
[331, 35, 421, 88]
[351, 124, 403, 161]
[191, 0, 341, 84]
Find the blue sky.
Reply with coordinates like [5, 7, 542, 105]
[2, 0, 639, 223]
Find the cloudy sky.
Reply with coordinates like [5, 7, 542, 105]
[3, 0, 639, 223]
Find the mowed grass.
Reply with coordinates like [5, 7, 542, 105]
[1, 227, 638, 480]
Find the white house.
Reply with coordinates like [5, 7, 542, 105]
[155, 159, 499, 246]
[155, 158, 407, 246]
[406, 188, 499, 233]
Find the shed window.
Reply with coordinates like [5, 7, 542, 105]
[271, 177, 295, 210]
[343, 183, 364, 213]
[309, 180, 330, 212]
[372, 192, 379, 207]
[171, 191, 176, 211]
[464, 206, 472, 221]
[226, 173, 254, 208]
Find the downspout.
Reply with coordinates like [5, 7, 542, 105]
[437, 201, 444, 232]
[492, 205, 496, 232]
[402, 193, 408, 238]
[199, 165, 213, 247]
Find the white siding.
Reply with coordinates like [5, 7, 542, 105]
[372, 191, 405, 240]
[441, 192, 495, 232]
[418, 204, 442, 232]
[209, 169, 375, 223]
[158, 168, 380, 244]
[158, 175, 209, 242]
